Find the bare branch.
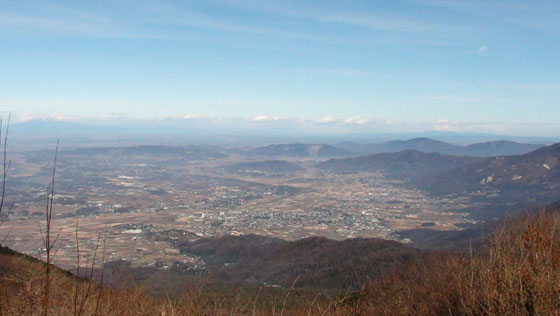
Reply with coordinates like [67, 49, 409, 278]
[0, 113, 10, 215]
[43, 139, 59, 316]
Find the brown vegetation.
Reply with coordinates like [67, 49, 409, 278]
[350, 210, 560, 316]
[2, 209, 560, 315]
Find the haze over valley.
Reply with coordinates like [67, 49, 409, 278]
[3, 135, 558, 277]
[1, 1, 560, 314]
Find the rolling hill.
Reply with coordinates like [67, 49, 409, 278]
[338, 138, 543, 157]
[425, 142, 560, 208]
[148, 233, 417, 289]
[371, 138, 458, 154]
[463, 140, 543, 156]
[316, 150, 483, 179]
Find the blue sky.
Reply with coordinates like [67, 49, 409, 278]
[1, 0, 559, 135]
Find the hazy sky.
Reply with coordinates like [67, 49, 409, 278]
[1, 0, 559, 135]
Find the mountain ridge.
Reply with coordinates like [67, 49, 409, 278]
[426, 142, 560, 200]
[316, 149, 484, 179]
[338, 137, 543, 157]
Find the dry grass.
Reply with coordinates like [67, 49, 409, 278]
[2, 210, 560, 315]
[344, 210, 560, 316]
[457, 211, 560, 316]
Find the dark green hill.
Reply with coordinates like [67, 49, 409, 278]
[425, 142, 560, 207]
[167, 234, 417, 289]
[317, 150, 483, 179]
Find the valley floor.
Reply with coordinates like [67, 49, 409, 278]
[2, 208, 560, 315]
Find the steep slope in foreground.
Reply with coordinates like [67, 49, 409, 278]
[316, 150, 483, 179]
[3, 208, 560, 315]
[363, 208, 560, 316]
[395, 197, 560, 249]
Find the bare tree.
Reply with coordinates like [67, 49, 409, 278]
[42, 140, 59, 316]
[0, 113, 13, 246]
[0, 113, 11, 221]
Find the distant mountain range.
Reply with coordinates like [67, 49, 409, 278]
[62, 139, 543, 162]
[338, 138, 543, 157]
[317, 142, 560, 217]
[241, 138, 543, 160]
[425, 142, 560, 205]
